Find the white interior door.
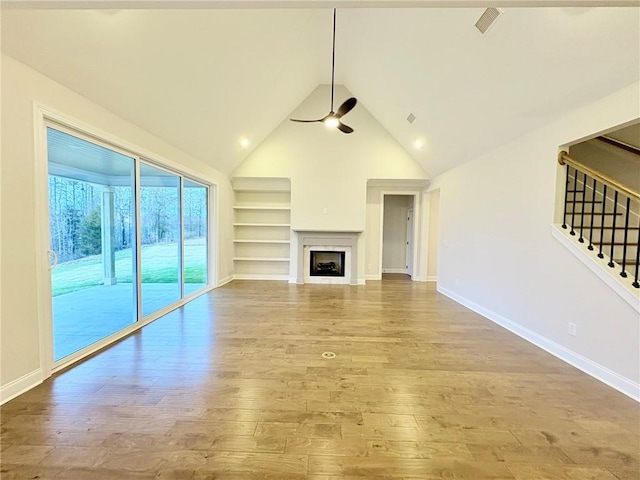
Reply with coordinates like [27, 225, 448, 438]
[406, 208, 414, 277]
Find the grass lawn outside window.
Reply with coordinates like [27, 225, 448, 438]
[52, 238, 206, 297]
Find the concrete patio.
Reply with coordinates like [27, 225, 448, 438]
[52, 282, 205, 360]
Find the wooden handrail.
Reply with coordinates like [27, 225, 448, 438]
[558, 151, 640, 202]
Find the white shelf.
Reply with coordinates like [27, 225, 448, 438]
[233, 206, 291, 211]
[233, 239, 290, 244]
[234, 223, 291, 227]
[233, 257, 290, 262]
[231, 177, 291, 192]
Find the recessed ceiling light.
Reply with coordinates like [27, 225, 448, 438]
[413, 139, 424, 150]
[240, 137, 250, 148]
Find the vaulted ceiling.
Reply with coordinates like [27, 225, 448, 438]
[2, 4, 639, 177]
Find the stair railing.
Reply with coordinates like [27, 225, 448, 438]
[558, 151, 640, 289]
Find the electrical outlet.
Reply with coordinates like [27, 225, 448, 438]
[568, 322, 577, 336]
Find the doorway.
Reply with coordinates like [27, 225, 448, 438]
[381, 194, 417, 279]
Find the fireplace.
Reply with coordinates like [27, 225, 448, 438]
[293, 230, 362, 285]
[310, 251, 345, 277]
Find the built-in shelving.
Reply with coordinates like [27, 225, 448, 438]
[232, 178, 292, 280]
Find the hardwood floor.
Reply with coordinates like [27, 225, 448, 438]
[1, 275, 638, 479]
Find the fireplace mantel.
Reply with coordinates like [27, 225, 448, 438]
[292, 229, 363, 285]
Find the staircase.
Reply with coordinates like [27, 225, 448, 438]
[559, 151, 640, 290]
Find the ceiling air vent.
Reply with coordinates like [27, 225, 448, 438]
[475, 7, 502, 35]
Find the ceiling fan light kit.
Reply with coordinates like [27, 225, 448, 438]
[290, 8, 357, 134]
[324, 117, 340, 128]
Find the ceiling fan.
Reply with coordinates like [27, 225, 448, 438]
[290, 9, 357, 134]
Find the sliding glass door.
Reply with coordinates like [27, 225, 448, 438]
[139, 163, 181, 316]
[47, 127, 137, 361]
[46, 126, 211, 364]
[184, 179, 208, 295]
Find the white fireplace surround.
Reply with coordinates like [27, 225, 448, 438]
[293, 230, 362, 285]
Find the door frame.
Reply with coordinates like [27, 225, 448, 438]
[378, 191, 421, 281]
[33, 103, 218, 381]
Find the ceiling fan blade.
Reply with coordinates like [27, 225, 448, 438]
[335, 97, 357, 118]
[337, 122, 354, 134]
[290, 118, 323, 123]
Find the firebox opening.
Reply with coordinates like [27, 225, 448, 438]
[310, 251, 346, 277]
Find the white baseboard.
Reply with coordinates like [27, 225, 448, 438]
[382, 268, 407, 274]
[217, 275, 234, 287]
[233, 274, 290, 281]
[1, 369, 42, 405]
[357, 278, 366, 285]
[438, 285, 640, 402]
[426, 276, 438, 282]
[365, 274, 381, 281]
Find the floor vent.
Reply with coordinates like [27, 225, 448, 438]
[475, 7, 502, 35]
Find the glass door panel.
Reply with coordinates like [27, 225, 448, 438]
[139, 163, 181, 316]
[47, 127, 137, 361]
[183, 179, 208, 295]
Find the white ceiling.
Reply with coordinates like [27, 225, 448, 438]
[2, 5, 639, 176]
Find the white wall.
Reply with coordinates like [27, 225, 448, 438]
[426, 189, 440, 281]
[233, 85, 429, 282]
[233, 85, 427, 231]
[431, 81, 640, 398]
[382, 195, 411, 272]
[0, 54, 235, 398]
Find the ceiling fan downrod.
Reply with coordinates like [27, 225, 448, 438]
[289, 8, 358, 134]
